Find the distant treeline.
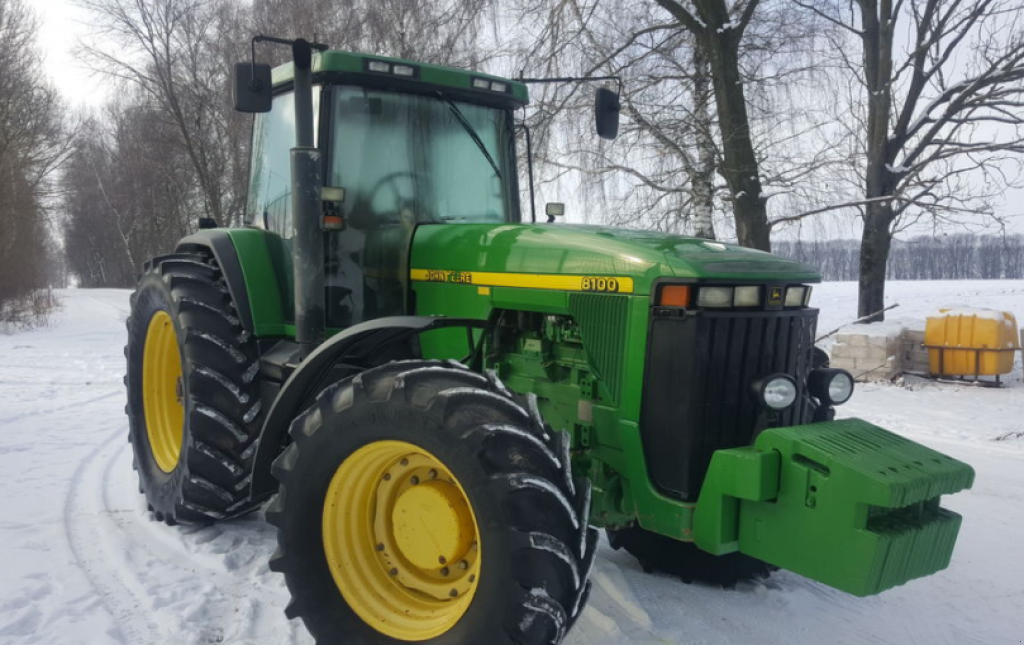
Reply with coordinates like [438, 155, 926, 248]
[775, 234, 1024, 281]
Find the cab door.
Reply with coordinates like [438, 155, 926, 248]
[323, 86, 427, 328]
[323, 84, 518, 329]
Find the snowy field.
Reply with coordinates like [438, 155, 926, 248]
[1, 282, 1022, 645]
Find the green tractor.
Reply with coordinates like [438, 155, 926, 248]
[124, 37, 975, 644]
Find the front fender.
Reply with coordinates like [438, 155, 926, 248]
[177, 228, 289, 336]
[249, 315, 487, 499]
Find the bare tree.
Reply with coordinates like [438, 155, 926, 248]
[64, 106, 197, 287]
[652, 0, 772, 249]
[505, 0, 840, 244]
[79, 0, 248, 227]
[0, 0, 68, 323]
[510, 2, 724, 236]
[251, 0, 498, 68]
[797, 0, 1024, 318]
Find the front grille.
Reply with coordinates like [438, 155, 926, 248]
[640, 308, 818, 501]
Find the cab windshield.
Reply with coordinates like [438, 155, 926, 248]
[328, 85, 517, 225]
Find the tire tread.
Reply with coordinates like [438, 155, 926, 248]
[267, 360, 595, 644]
[125, 251, 263, 525]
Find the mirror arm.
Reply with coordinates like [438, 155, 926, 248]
[248, 34, 330, 90]
[517, 75, 623, 95]
[251, 34, 329, 58]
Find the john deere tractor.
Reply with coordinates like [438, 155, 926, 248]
[124, 37, 975, 644]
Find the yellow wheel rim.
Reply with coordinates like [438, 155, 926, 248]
[322, 440, 482, 641]
[142, 310, 184, 473]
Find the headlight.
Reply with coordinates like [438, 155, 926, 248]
[754, 374, 798, 410]
[807, 368, 854, 405]
[697, 286, 733, 308]
[785, 286, 808, 307]
[733, 286, 761, 307]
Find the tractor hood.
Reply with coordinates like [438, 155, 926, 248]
[410, 223, 820, 295]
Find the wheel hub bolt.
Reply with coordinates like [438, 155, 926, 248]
[449, 589, 458, 598]
[428, 469, 438, 479]
[440, 567, 450, 577]
[389, 568, 398, 576]
[410, 475, 420, 485]
[400, 458, 409, 467]
[458, 560, 468, 570]
[376, 543, 385, 551]
[383, 473, 392, 481]
[438, 556, 447, 565]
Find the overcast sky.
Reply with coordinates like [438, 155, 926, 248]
[33, 0, 108, 109]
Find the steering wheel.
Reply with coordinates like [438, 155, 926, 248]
[365, 171, 425, 224]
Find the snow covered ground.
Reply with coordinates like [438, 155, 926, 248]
[1, 283, 1022, 645]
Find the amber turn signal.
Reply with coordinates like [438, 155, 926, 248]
[659, 285, 691, 307]
[323, 215, 345, 231]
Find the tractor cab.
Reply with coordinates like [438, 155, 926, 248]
[240, 49, 529, 329]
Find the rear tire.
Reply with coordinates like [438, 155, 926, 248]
[607, 526, 773, 587]
[267, 360, 597, 644]
[125, 251, 263, 524]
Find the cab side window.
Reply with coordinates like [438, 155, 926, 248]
[247, 89, 321, 236]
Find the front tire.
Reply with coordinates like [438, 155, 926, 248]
[125, 252, 263, 524]
[607, 525, 773, 587]
[267, 360, 597, 644]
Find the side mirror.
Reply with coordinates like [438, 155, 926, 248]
[233, 62, 273, 113]
[595, 87, 620, 140]
[545, 202, 565, 223]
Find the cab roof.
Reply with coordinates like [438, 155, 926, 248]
[271, 50, 529, 105]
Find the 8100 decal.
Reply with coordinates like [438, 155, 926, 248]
[581, 277, 622, 292]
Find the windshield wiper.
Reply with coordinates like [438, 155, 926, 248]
[438, 93, 502, 181]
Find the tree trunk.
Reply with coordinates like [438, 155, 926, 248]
[691, 47, 717, 240]
[857, 202, 893, 320]
[700, 30, 770, 251]
[856, 0, 896, 321]
[653, 0, 771, 251]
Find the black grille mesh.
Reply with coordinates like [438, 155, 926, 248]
[640, 309, 818, 500]
[568, 293, 629, 405]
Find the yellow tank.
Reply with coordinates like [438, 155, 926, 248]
[925, 308, 1020, 376]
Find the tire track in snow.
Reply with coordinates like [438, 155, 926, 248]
[99, 445, 226, 577]
[0, 390, 122, 426]
[90, 429, 304, 644]
[85, 294, 132, 318]
[592, 566, 654, 628]
[97, 440, 241, 645]
[66, 424, 279, 645]
[63, 425, 162, 644]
